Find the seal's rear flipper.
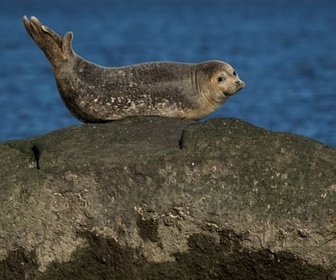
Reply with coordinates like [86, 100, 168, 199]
[23, 16, 74, 69]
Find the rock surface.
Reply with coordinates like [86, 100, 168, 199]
[0, 117, 335, 280]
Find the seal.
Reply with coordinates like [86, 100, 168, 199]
[23, 16, 245, 123]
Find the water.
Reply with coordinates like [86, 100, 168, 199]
[0, 0, 335, 146]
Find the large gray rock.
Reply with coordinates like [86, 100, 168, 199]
[0, 117, 335, 279]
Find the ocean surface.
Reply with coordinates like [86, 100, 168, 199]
[0, 0, 335, 146]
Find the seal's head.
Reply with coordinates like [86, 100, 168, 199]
[202, 60, 244, 100]
[192, 60, 245, 119]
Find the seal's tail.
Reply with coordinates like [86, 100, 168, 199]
[23, 16, 74, 69]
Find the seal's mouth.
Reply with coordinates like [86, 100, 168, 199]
[233, 80, 245, 94]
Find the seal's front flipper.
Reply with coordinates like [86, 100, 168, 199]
[23, 16, 73, 69]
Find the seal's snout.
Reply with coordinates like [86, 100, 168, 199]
[236, 80, 245, 89]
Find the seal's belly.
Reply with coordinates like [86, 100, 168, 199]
[77, 89, 191, 120]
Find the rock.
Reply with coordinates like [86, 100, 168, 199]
[0, 117, 335, 280]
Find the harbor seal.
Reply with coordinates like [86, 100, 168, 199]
[23, 16, 245, 122]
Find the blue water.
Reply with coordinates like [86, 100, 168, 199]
[1, 0, 335, 146]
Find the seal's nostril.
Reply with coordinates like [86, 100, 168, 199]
[235, 80, 245, 88]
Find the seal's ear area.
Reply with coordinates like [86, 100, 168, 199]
[199, 61, 224, 81]
[62, 32, 74, 58]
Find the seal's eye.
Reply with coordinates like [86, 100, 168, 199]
[217, 76, 226, 83]
[233, 71, 237, 77]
